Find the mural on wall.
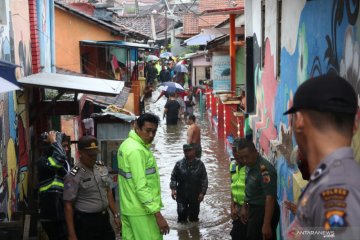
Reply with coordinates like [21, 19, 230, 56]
[249, 0, 360, 239]
[38, 0, 51, 72]
[0, 1, 31, 220]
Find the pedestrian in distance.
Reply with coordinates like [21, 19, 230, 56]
[163, 92, 181, 125]
[63, 135, 120, 240]
[117, 113, 169, 239]
[170, 143, 208, 223]
[184, 92, 196, 118]
[37, 131, 71, 240]
[146, 61, 158, 87]
[159, 64, 171, 83]
[187, 114, 202, 158]
[229, 138, 247, 240]
[238, 138, 280, 240]
[285, 74, 360, 239]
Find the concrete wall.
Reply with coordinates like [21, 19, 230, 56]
[55, 7, 122, 73]
[245, 0, 360, 238]
[0, 0, 32, 221]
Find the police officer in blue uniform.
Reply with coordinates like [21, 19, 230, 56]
[63, 136, 120, 240]
[285, 74, 360, 239]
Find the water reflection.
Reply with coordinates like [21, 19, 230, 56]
[145, 90, 232, 240]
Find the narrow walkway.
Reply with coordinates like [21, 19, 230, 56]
[144, 90, 233, 240]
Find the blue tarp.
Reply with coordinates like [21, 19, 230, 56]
[0, 60, 20, 93]
[184, 34, 216, 46]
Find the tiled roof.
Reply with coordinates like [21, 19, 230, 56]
[115, 16, 153, 37]
[55, 1, 151, 40]
[183, 13, 199, 34]
[180, 0, 244, 37]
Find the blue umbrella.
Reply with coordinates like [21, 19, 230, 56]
[160, 52, 173, 58]
[158, 82, 184, 93]
[173, 63, 188, 73]
[0, 60, 20, 93]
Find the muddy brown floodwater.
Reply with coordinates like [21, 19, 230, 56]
[144, 90, 233, 240]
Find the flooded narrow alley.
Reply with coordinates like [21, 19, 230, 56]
[145, 90, 233, 240]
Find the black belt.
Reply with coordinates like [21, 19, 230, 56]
[74, 209, 108, 217]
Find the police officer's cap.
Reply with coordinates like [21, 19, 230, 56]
[183, 143, 196, 151]
[284, 74, 358, 115]
[78, 135, 99, 152]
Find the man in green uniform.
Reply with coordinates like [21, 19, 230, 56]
[118, 113, 169, 240]
[238, 138, 280, 240]
[229, 138, 247, 239]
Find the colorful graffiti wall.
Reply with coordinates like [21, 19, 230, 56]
[0, 0, 31, 221]
[245, 0, 360, 238]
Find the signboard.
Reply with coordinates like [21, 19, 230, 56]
[212, 55, 231, 92]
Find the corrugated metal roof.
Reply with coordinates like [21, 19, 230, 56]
[18, 73, 124, 96]
[80, 40, 153, 49]
[85, 86, 131, 108]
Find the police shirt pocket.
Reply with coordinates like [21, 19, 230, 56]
[80, 177, 94, 189]
[100, 176, 111, 188]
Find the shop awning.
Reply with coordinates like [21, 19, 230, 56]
[18, 72, 124, 96]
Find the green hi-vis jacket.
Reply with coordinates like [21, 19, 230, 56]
[118, 130, 163, 216]
[230, 160, 246, 205]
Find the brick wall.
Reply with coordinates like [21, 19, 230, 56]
[28, 0, 40, 73]
[198, 0, 244, 28]
[183, 13, 199, 34]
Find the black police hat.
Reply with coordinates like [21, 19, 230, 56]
[78, 135, 99, 151]
[284, 74, 358, 115]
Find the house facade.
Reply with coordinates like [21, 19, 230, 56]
[0, 0, 33, 222]
[245, 0, 360, 238]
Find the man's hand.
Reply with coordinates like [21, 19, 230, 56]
[283, 200, 297, 214]
[171, 189, 177, 200]
[68, 234, 78, 240]
[230, 204, 239, 220]
[48, 131, 57, 143]
[155, 212, 170, 235]
[262, 223, 272, 240]
[240, 205, 248, 224]
[198, 193, 204, 202]
[114, 217, 121, 234]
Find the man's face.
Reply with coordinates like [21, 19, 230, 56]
[232, 147, 245, 165]
[234, 147, 257, 166]
[136, 121, 158, 144]
[184, 148, 196, 160]
[292, 112, 307, 159]
[292, 112, 310, 179]
[62, 141, 70, 153]
[187, 118, 193, 125]
[80, 149, 98, 168]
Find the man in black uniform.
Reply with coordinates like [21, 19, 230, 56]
[238, 138, 280, 240]
[63, 136, 120, 240]
[170, 144, 208, 223]
[37, 131, 71, 240]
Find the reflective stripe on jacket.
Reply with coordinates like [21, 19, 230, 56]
[39, 177, 64, 192]
[118, 130, 163, 216]
[230, 160, 246, 204]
